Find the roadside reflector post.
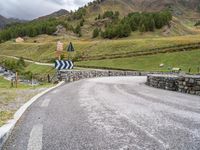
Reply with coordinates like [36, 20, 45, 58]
[31, 74, 33, 87]
[11, 79, 14, 88]
[189, 68, 191, 74]
[15, 72, 18, 88]
[47, 74, 51, 83]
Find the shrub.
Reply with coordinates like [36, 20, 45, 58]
[92, 28, 100, 38]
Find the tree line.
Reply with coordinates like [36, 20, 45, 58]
[95, 11, 120, 20]
[0, 7, 87, 42]
[93, 10, 172, 39]
[0, 18, 61, 42]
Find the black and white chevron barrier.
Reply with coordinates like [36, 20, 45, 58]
[55, 60, 74, 70]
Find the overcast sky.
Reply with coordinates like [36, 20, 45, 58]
[0, 0, 93, 20]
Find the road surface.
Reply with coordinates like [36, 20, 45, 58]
[2, 77, 200, 150]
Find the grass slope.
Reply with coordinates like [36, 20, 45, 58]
[76, 49, 200, 74]
[1, 34, 200, 62]
[0, 55, 55, 81]
[1, 34, 200, 73]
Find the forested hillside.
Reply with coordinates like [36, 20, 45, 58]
[0, 0, 200, 42]
[0, 9, 172, 42]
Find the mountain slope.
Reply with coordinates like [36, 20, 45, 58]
[0, 15, 8, 29]
[76, 0, 200, 37]
[1, 0, 200, 38]
[37, 9, 70, 20]
[91, 0, 200, 13]
[0, 15, 26, 29]
[85, 0, 200, 20]
[0, 15, 18, 29]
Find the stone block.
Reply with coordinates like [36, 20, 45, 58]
[178, 77, 185, 81]
[189, 91, 195, 95]
[193, 86, 200, 91]
[178, 81, 183, 85]
[195, 91, 200, 96]
[188, 78, 195, 84]
[185, 78, 189, 82]
[178, 85, 184, 89]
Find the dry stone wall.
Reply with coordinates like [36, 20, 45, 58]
[59, 70, 147, 82]
[147, 74, 200, 96]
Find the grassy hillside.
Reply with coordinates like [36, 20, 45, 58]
[1, 34, 200, 62]
[0, 34, 200, 74]
[0, 55, 55, 81]
[76, 49, 200, 74]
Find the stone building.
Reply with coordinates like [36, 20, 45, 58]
[15, 37, 24, 43]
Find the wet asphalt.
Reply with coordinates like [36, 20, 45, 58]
[2, 76, 200, 150]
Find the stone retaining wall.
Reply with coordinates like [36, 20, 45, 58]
[147, 74, 200, 96]
[59, 70, 147, 82]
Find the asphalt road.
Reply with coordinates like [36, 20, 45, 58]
[2, 76, 200, 150]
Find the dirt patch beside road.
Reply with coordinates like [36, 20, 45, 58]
[0, 77, 52, 126]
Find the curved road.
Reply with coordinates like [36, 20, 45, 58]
[2, 77, 200, 150]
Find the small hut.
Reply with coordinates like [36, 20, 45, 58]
[15, 37, 24, 43]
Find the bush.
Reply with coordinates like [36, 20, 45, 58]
[72, 8, 87, 20]
[17, 57, 26, 67]
[102, 11, 119, 20]
[80, 18, 85, 26]
[3, 58, 26, 73]
[101, 22, 131, 39]
[74, 25, 82, 37]
[195, 21, 200, 26]
[92, 28, 100, 38]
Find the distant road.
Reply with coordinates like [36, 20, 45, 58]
[2, 77, 200, 150]
[0, 55, 54, 67]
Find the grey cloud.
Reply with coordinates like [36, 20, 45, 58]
[46, 0, 67, 5]
[0, 0, 93, 20]
[74, 0, 88, 5]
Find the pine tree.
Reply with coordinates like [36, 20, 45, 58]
[98, 14, 101, 20]
[139, 24, 145, 33]
[74, 25, 82, 37]
[92, 28, 99, 38]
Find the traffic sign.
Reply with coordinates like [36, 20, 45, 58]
[67, 42, 75, 52]
[56, 41, 64, 60]
[55, 60, 74, 70]
[57, 41, 63, 52]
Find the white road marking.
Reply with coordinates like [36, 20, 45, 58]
[41, 98, 51, 107]
[27, 124, 43, 150]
